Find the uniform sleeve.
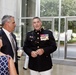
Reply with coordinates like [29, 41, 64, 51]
[23, 33, 32, 57]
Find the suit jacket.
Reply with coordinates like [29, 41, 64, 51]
[0, 29, 19, 74]
[23, 28, 57, 72]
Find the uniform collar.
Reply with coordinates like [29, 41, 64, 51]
[34, 28, 43, 33]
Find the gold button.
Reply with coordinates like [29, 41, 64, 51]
[37, 46, 39, 48]
[37, 42, 39, 43]
[37, 33, 39, 34]
[46, 56, 48, 57]
[37, 37, 39, 39]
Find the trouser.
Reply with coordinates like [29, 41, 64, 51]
[30, 69, 52, 75]
[14, 62, 19, 74]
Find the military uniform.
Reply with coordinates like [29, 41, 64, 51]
[23, 28, 57, 72]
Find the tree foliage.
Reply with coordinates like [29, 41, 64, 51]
[40, 0, 59, 16]
[62, 0, 76, 16]
[40, 0, 76, 16]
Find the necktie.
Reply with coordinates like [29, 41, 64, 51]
[9, 33, 16, 62]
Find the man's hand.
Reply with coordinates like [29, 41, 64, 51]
[36, 49, 44, 56]
[0, 39, 3, 48]
[31, 51, 37, 58]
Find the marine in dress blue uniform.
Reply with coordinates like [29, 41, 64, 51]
[23, 17, 57, 75]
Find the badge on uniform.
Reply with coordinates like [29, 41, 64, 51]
[40, 34, 49, 41]
[29, 36, 34, 41]
[29, 36, 33, 38]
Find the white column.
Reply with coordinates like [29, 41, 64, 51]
[16, 0, 22, 47]
[58, 0, 61, 58]
[36, 0, 40, 17]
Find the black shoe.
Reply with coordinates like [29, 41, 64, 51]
[23, 67, 27, 70]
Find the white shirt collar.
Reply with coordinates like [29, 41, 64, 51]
[2, 28, 11, 42]
[2, 28, 10, 35]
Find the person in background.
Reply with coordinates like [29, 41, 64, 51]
[23, 53, 29, 70]
[0, 51, 17, 75]
[0, 15, 19, 74]
[23, 17, 57, 75]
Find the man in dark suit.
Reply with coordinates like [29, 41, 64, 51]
[23, 17, 57, 75]
[0, 15, 19, 74]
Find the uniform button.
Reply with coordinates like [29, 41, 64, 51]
[35, 41, 39, 43]
[46, 56, 48, 57]
[37, 37, 39, 39]
[37, 33, 39, 34]
[37, 46, 39, 48]
[37, 42, 39, 43]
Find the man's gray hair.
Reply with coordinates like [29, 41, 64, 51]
[1, 15, 14, 26]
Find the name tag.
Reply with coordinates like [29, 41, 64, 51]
[40, 34, 49, 41]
